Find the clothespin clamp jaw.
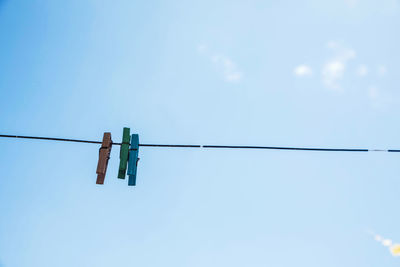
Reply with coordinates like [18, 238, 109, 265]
[127, 134, 139, 186]
[118, 127, 131, 179]
[96, 132, 112, 184]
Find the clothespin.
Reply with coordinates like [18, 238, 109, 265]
[127, 134, 139, 186]
[96, 132, 112, 184]
[118, 127, 131, 179]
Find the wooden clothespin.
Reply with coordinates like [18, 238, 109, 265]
[118, 127, 130, 179]
[96, 132, 112, 184]
[127, 134, 139, 186]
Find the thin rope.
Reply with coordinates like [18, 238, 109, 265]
[0, 135, 199, 147]
[202, 145, 369, 152]
[0, 134, 398, 152]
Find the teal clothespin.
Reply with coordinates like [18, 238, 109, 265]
[127, 134, 139, 186]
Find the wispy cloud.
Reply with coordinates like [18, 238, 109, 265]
[293, 41, 390, 108]
[211, 55, 243, 82]
[322, 41, 356, 90]
[370, 232, 400, 257]
[294, 64, 313, 77]
[197, 44, 243, 83]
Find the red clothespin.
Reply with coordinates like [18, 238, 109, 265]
[96, 132, 112, 184]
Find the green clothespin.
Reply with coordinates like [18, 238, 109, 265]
[118, 127, 131, 179]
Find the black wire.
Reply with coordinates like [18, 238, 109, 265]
[0, 134, 107, 145]
[0, 135, 198, 148]
[140, 144, 201, 148]
[202, 145, 369, 152]
[0, 134, 399, 152]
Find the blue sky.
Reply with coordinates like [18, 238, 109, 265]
[0, 0, 400, 266]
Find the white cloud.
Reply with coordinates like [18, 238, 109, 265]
[294, 42, 390, 108]
[294, 64, 313, 77]
[322, 61, 345, 90]
[197, 44, 243, 83]
[356, 64, 368, 76]
[322, 42, 356, 90]
[212, 55, 243, 82]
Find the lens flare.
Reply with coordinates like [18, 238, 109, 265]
[370, 232, 400, 257]
[390, 244, 400, 257]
